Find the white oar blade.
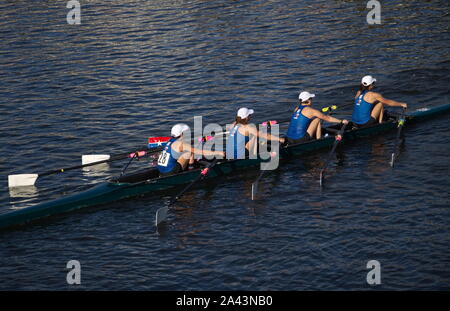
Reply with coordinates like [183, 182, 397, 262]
[8, 174, 39, 188]
[81, 154, 111, 165]
[155, 207, 169, 226]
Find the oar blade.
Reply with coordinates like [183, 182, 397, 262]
[155, 206, 169, 226]
[8, 174, 39, 188]
[389, 108, 407, 167]
[81, 154, 111, 165]
[251, 182, 258, 200]
[319, 170, 324, 187]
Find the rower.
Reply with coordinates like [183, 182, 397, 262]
[157, 123, 224, 176]
[285, 91, 348, 145]
[226, 108, 285, 159]
[352, 75, 407, 128]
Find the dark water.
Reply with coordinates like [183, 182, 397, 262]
[0, 0, 449, 290]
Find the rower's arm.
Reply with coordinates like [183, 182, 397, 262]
[250, 126, 284, 143]
[312, 109, 346, 124]
[373, 93, 407, 108]
[181, 141, 223, 157]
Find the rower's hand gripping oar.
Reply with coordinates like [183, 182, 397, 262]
[390, 107, 407, 167]
[155, 158, 219, 227]
[319, 122, 347, 187]
[7, 148, 162, 188]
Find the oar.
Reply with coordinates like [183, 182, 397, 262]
[321, 102, 354, 112]
[8, 131, 224, 188]
[390, 107, 407, 167]
[82, 136, 171, 165]
[251, 152, 279, 200]
[251, 170, 266, 200]
[319, 123, 347, 187]
[118, 151, 141, 178]
[7, 147, 163, 188]
[155, 158, 219, 227]
[251, 120, 276, 200]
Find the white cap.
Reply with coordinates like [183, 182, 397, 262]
[171, 123, 190, 137]
[299, 91, 315, 102]
[237, 107, 254, 119]
[361, 75, 377, 86]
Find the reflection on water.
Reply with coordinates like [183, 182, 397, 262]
[7, 186, 40, 211]
[8, 186, 38, 199]
[82, 163, 111, 176]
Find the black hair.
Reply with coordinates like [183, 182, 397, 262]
[359, 83, 374, 92]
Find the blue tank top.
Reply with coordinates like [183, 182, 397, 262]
[226, 125, 250, 159]
[286, 106, 312, 140]
[352, 91, 374, 124]
[157, 137, 183, 173]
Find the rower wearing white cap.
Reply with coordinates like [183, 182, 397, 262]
[226, 108, 285, 159]
[286, 91, 348, 144]
[157, 123, 224, 176]
[352, 75, 407, 128]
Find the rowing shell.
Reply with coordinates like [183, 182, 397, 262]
[1, 103, 449, 230]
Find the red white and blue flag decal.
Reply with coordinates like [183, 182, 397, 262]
[148, 136, 171, 149]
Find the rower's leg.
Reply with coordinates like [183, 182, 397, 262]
[177, 152, 191, 170]
[246, 136, 258, 158]
[379, 104, 384, 123]
[316, 122, 322, 139]
[371, 103, 384, 123]
[307, 118, 321, 139]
